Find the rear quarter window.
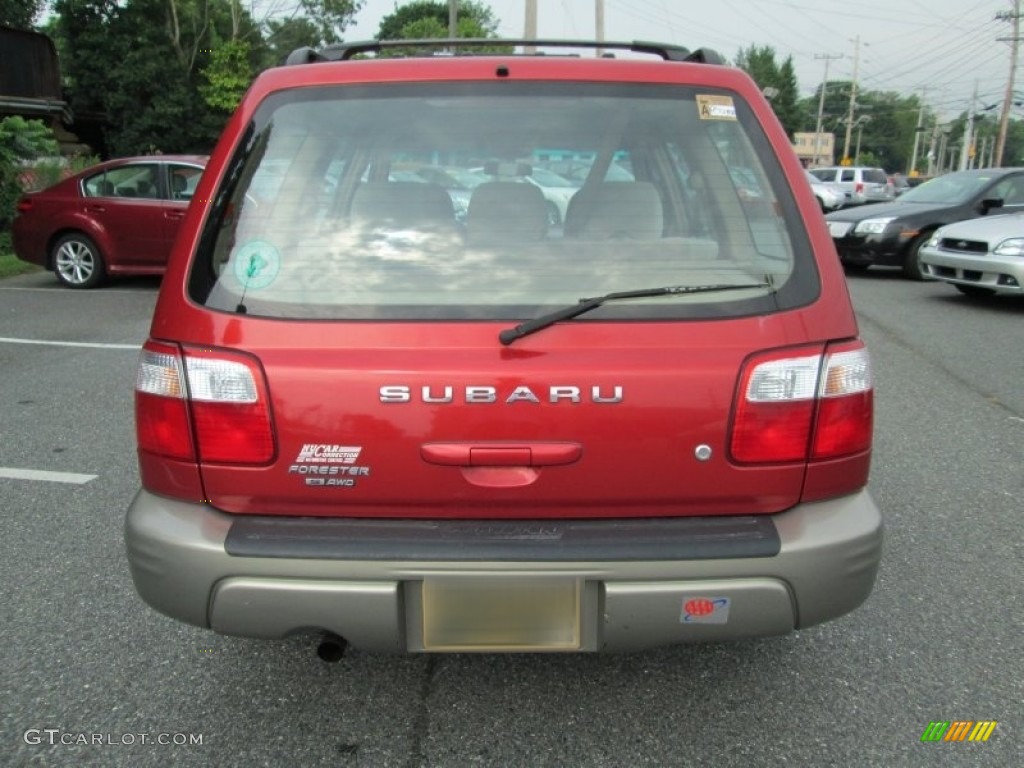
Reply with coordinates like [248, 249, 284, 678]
[189, 81, 819, 320]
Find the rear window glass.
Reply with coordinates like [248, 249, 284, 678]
[862, 169, 888, 184]
[189, 82, 818, 320]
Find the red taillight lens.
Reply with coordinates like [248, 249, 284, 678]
[812, 346, 873, 459]
[16, 197, 33, 214]
[731, 343, 872, 464]
[136, 342, 194, 460]
[731, 351, 820, 463]
[135, 341, 275, 465]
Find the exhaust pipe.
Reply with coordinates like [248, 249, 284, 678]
[316, 633, 348, 663]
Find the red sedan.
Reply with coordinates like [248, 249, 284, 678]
[12, 155, 206, 288]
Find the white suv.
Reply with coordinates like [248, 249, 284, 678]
[809, 166, 893, 205]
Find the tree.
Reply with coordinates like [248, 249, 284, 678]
[297, 0, 364, 46]
[0, 0, 45, 29]
[376, 1, 500, 40]
[264, 16, 323, 65]
[53, 0, 269, 154]
[735, 45, 800, 137]
[200, 39, 255, 112]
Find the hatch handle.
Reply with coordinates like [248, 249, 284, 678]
[421, 442, 582, 467]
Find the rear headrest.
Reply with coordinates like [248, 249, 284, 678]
[465, 181, 548, 243]
[350, 181, 454, 228]
[565, 182, 663, 239]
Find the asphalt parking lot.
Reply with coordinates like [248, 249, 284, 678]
[1, 269, 1020, 767]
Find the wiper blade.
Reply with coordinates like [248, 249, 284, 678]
[498, 282, 772, 345]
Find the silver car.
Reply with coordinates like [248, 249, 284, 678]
[920, 212, 1024, 296]
[805, 170, 847, 211]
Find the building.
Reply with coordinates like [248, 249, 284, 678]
[792, 131, 835, 167]
[0, 25, 89, 154]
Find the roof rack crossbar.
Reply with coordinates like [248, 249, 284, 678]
[284, 39, 724, 66]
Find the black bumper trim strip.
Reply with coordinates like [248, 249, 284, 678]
[225, 515, 781, 561]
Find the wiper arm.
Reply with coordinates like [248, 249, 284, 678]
[498, 282, 772, 345]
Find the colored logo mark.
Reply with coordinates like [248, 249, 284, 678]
[232, 240, 280, 290]
[681, 597, 730, 624]
[684, 599, 716, 616]
[920, 721, 997, 743]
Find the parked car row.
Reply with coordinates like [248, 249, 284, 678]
[11, 152, 1024, 296]
[824, 167, 1024, 280]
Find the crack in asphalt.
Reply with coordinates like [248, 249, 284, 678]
[404, 655, 438, 768]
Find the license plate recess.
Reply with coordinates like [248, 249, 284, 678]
[422, 577, 581, 651]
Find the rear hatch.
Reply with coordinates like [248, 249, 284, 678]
[190, 326, 820, 517]
[138, 60, 872, 520]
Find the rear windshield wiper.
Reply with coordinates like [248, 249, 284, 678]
[499, 282, 773, 345]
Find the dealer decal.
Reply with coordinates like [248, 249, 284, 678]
[696, 95, 737, 121]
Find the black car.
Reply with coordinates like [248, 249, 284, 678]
[824, 168, 1024, 279]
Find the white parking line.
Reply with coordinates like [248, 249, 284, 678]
[0, 336, 140, 350]
[0, 467, 97, 484]
[0, 285, 155, 294]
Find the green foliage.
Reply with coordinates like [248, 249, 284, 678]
[800, 84, 936, 171]
[200, 39, 255, 112]
[376, 1, 500, 40]
[47, 0, 365, 155]
[735, 45, 800, 138]
[0, 117, 58, 165]
[264, 16, 323, 65]
[0, 117, 59, 229]
[0, 0, 45, 28]
[298, 0, 365, 46]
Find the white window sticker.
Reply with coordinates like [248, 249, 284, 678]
[696, 95, 737, 121]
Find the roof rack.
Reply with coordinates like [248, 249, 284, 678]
[284, 38, 725, 67]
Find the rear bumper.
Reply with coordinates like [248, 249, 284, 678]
[125, 490, 882, 652]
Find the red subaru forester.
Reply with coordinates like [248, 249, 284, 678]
[126, 39, 881, 655]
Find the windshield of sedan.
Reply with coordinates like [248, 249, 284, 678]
[190, 82, 818, 320]
[899, 172, 1000, 205]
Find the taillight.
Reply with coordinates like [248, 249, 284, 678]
[731, 342, 872, 464]
[811, 345, 873, 459]
[135, 341, 275, 465]
[136, 342, 193, 460]
[16, 197, 33, 214]
[855, 182, 864, 194]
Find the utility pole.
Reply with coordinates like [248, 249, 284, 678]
[596, 0, 605, 56]
[926, 122, 940, 176]
[908, 91, 927, 175]
[448, 0, 459, 38]
[995, 0, 1022, 167]
[959, 82, 978, 171]
[813, 53, 843, 167]
[524, 0, 537, 53]
[842, 36, 865, 163]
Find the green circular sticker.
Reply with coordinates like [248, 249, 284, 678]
[233, 241, 280, 290]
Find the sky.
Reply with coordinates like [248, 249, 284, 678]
[335, 0, 1020, 123]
